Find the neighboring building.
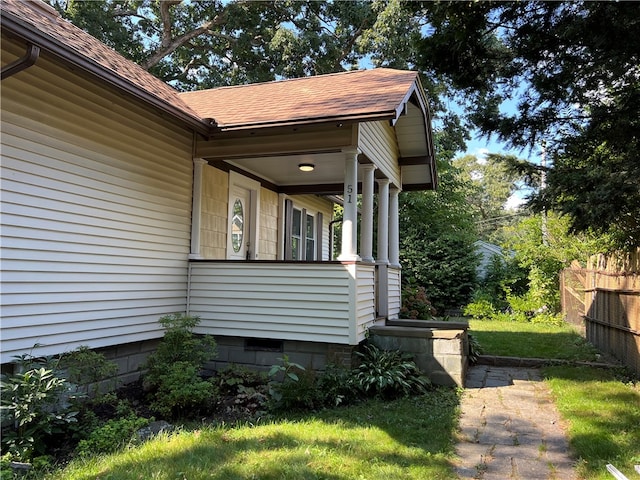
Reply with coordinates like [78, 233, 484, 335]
[474, 240, 504, 281]
[1, 0, 436, 376]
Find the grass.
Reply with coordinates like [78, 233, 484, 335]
[469, 318, 600, 360]
[543, 366, 640, 480]
[44, 388, 461, 480]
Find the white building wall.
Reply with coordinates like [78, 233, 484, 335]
[358, 121, 401, 187]
[1, 40, 194, 362]
[188, 262, 352, 344]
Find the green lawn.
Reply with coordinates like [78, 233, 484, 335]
[45, 389, 460, 480]
[544, 366, 640, 480]
[469, 319, 600, 360]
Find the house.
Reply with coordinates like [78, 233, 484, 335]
[474, 240, 504, 281]
[1, 0, 436, 377]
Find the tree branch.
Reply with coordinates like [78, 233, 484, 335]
[141, 1, 228, 70]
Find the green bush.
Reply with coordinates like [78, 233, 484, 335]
[60, 346, 119, 396]
[268, 356, 319, 411]
[149, 362, 217, 418]
[352, 344, 430, 399]
[316, 364, 358, 407]
[216, 364, 267, 397]
[0, 355, 78, 461]
[142, 314, 218, 419]
[75, 403, 148, 457]
[463, 298, 496, 320]
[400, 285, 437, 319]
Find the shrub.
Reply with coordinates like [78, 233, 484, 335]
[75, 402, 148, 457]
[316, 364, 358, 407]
[400, 285, 437, 319]
[60, 346, 119, 396]
[352, 344, 430, 399]
[216, 364, 267, 397]
[149, 362, 217, 418]
[142, 314, 218, 420]
[0, 354, 78, 461]
[268, 356, 319, 411]
[463, 298, 496, 320]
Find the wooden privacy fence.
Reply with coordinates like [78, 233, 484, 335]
[561, 249, 640, 377]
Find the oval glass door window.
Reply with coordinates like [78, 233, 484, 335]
[231, 198, 244, 253]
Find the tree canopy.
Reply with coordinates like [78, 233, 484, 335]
[51, 0, 640, 249]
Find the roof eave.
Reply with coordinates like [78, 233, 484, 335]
[212, 110, 400, 134]
[1, 11, 210, 136]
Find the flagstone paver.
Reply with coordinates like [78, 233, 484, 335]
[455, 365, 577, 480]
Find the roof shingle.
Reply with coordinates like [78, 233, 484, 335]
[179, 69, 420, 129]
[1, 0, 200, 120]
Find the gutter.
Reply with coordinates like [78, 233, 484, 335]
[1, 43, 40, 80]
[1, 12, 210, 136]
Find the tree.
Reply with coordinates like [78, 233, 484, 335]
[413, 1, 640, 249]
[399, 136, 479, 314]
[453, 153, 525, 241]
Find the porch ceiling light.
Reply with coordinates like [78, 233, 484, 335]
[298, 163, 315, 172]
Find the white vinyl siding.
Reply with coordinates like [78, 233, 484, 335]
[189, 263, 352, 344]
[356, 264, 377, 341]
[359, 121, 401, 187]
[1, 40, 193, 362]
[388, 266, 402, 320]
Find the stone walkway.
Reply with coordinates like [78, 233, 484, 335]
[455, 365, 577, 480]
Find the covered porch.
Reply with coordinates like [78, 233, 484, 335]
[181, 69, 436, 346]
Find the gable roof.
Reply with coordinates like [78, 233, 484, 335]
[1, 0, 207, 133]
[179, 69, 426, 131]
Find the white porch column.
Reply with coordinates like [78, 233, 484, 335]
[376, 178, 390, 318]
[376, 178, 390, 265]
[189, 158, 207, 259]
[389, 187, 401, 267]
[361, 164, 376, 263]
[339, 149, 361, 261]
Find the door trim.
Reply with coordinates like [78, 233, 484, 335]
[227, 171, 260, 259]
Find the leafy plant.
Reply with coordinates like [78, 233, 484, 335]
[316, 364, 357, 407]
[142, 314, 218, 420]
[60, 346, 119, 396]
[463, 298, 496, 320]
[400, 284, 437, 319]
[75, 404, 149, 457]
[467, 334, 483, 364]
[149, 362, 217, 418]
[216, 364, 267, 396]
[268, 356, 318, 411]
[352, 344, 430, 399]
[0, 355, 78, 461]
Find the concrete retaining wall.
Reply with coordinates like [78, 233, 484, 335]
[369, 320, 469, 387]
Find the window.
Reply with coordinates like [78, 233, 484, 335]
[291, 208, 302, 260]
[305, 213, 315, 260]
[285, 199, 323, 261]
[291, 207, 313, 260]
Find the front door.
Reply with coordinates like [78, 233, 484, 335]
[229, 184, 251, 260]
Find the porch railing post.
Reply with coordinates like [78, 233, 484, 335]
[361, 164, 376, 263]
[376, 178, 390, 318]
[376, 178, 390, 265]
[339, 148, 361, 261]
[389, 187, 400, 268]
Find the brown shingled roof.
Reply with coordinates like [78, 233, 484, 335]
[1, 0, 204, 129]
[179, 69, 422, 130]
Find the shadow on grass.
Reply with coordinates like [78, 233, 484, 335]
[57, 389, 460, 480]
